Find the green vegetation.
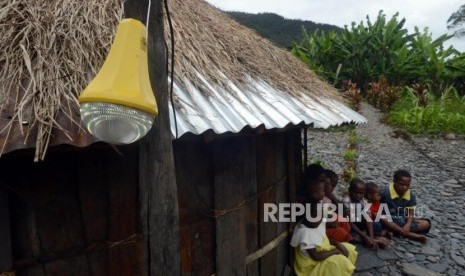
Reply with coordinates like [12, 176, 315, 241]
[342, 129, 358, 184]
[448, 4, 465, 37]
[226, 12, 341, 48]
[292, 11, 465, 96]
[342, 167, 357, 184]
[388, 87, 465, 134]
[347, 129, 358, 145]
[311, 158, 326, 167]
[292, 11, 465, 135]
[343, 149, 357, 161]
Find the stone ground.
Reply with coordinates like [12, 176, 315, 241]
[307, 102, 465, 276]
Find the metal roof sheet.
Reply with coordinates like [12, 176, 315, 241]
[169, 74, 367, 138]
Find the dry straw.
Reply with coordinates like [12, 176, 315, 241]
[166, 0, 343, 101]
[0, 0, 121, 160]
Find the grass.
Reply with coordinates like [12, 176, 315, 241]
[343, 149, 357, 161]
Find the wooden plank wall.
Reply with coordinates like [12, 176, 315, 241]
[274, 132, 289, 275]
[286, 129, 302, 268]
[256, 133, 278, 275]
[0, 145, 143, 276]
[174, 140, 215, 276]
[0, 185, 12, 272]
[244, 137, 259, 276]
[0, 127, 302, 275]
[213, 137, 249, 275]
[175, 128, 302, 276]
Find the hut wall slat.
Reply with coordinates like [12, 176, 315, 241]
[2, 146, 144, 275]
[286, 129, 301, 206]
[107, 147, 143, 276]
[77, 149, 109, 276]
[257, 133, 277, 275]
[275, 132, 289, 276]
[213, 137, 249, 275]
[4, 159, 44, 274]
[44, 255, 89, 276]
[286, 128, 302, 267]
[16, 265, 45, 276]
[245, 137, 259, 276]
[0, 186, 12, 272]
[174, 140, 215, 276]
[28, 154, 89, 274]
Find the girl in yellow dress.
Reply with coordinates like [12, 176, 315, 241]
[291, 169, 358, 275]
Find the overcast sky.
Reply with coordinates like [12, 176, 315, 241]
[205, 0, 465, 52]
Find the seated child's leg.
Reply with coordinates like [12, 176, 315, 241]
[373, 236, 390, 248]
[393, 216, 431, 235]
[326, 226, 352, 243]
[340, 242, 358, 265]
[411, 218, 431, 234]
[372, 222, 383, 237]
[382, 229, 393, 239]
[380, 218, 427, 243]
[350, 221, 366, 238]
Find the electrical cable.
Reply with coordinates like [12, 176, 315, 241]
[145, 0, 152, 40]
[145, 1, 153, 274]
[164, 0, 178, 139]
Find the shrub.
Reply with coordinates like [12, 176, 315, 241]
[366, 76, 401, 111]
[343, 149, 357, 161]
[388, 86, 465, 134]
[342, 80, 362, 111]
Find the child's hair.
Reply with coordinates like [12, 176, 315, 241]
[304, 164, 325, 181]
[365, 181, 379, 195]
[298, 165, 326, 225]
[297, 164, 325, 201]
[349, 178, 365, 193]
[393, 170, 411, 181]
[324, 169, 338, 184]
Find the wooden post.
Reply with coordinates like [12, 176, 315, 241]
[0, 186, 12, 272]
[125, 0, 180, 275]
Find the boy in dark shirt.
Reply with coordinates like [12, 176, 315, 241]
[380, 170, 431, 242]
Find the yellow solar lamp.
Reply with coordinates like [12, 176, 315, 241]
[79, 18, 158, 144]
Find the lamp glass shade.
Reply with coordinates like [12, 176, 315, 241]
[80, 102, 154, 144]
[79, 18, 158, 144]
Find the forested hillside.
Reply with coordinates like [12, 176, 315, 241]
[226, 11, 341, 48]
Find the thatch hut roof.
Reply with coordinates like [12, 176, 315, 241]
[0, 0, 365, 160]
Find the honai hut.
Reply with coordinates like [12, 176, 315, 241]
[0, 0, 366, 275]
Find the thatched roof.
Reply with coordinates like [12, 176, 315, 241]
[0, 0, 365, 161]
[167, 0, 365, 137]
[0, 0, 121, 160]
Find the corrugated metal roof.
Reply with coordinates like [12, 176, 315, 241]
[169, 74, 367, 138]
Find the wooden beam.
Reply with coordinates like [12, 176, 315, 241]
[125, 0, 181, 275]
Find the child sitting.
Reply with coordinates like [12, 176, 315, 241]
[291, 167, 357, 275]
[380, 170, 431, 243]
[344, 178, 381, 250]
[323, 169, 352, 243]
[365, 182, 391, 246]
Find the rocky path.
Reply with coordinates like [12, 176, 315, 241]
[307, 102, 465, 276]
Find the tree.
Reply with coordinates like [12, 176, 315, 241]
[293, 10, 465, 97]
[447, 4, 465, 37]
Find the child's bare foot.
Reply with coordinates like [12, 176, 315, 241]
[382, 230, 393, 239]
[374, 236, 391, 248]
[404, 232, 427, 243]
